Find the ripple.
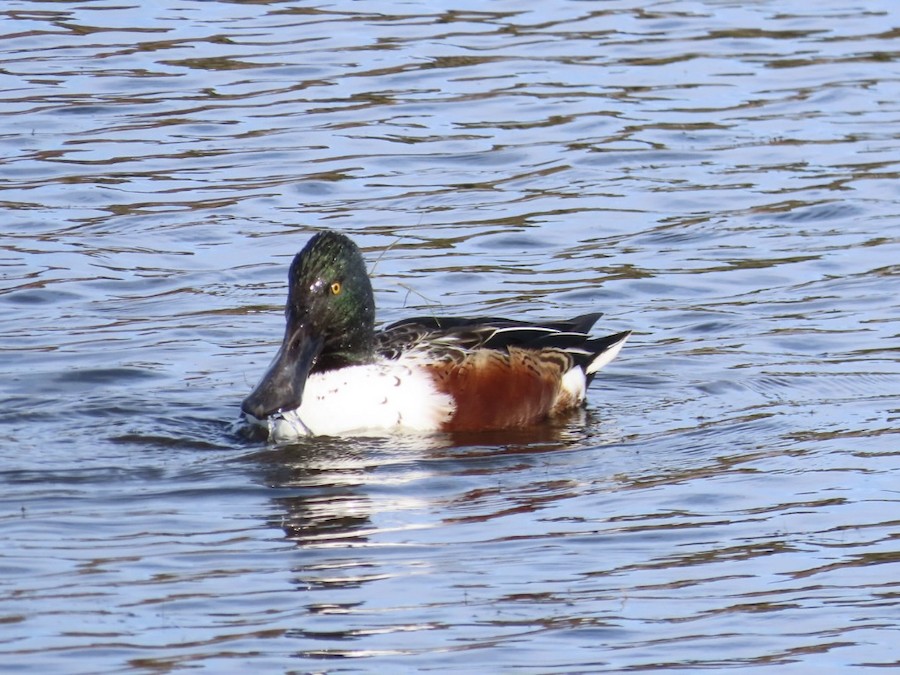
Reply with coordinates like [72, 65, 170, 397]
[2, 0, 899, 671]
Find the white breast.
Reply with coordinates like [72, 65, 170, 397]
[267, 361, 455, 440]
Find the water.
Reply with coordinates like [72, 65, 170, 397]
[1, 0, 898, 671]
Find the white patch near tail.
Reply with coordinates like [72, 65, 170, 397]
[554, 331, 629, 414]
[559, 366, 588, 406]
[586, 332, 630, 375]
[266, 361, 455, 440]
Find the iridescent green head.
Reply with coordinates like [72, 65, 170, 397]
[242, 231, 376, 420]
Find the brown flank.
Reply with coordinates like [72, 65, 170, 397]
[426, 347, 576, 432]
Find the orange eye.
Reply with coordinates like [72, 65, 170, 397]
[330, 281, 342, 295]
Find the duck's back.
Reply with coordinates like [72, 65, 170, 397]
[375, 314, 630, 432]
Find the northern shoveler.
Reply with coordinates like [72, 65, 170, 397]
[241, 231, 630, 440]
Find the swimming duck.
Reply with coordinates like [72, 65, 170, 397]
[241, 231, 630, 440]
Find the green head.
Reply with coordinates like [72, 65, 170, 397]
[287, 231, 376, 370]
[242, 231, 376, 420]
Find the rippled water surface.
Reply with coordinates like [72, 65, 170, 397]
[2, 0, 898, 671]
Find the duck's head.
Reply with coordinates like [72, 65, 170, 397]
[241, 231, 375, 421]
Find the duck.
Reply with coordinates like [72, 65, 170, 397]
[241, 231, 630, 440]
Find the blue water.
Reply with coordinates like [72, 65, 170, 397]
[1, 0, 898, 672]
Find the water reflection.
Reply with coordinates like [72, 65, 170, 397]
[259, 441, 375, 550]
[257, 412, 596, 551]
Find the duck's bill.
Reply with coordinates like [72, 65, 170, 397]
[241, 324, 323, 421]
